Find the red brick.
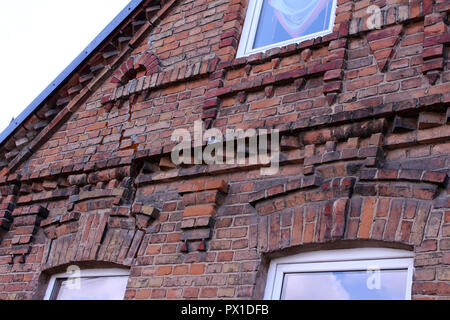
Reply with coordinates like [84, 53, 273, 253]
[183, 205, 216, 218]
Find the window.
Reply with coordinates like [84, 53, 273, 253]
[44, 268, 130, 300]
[264, 248, 414, 300]
[238, 0, 337, 57]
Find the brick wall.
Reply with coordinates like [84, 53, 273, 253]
[0, 0, 449, 300]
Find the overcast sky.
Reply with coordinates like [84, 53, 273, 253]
[0, 0, 131, 134]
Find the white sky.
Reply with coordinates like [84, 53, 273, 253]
[0, 0, 131, 134]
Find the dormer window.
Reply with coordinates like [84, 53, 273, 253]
[238, 0, 337, 57]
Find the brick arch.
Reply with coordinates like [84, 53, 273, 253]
[261, 239, 414, 261]
[111, 51, 161, 85]
[250, 168, 448, 299]
[0, 165, 162, 300]
[41, 260, 131, 274]
[101, 51, 161, 108]
[251, 168, 447, 254]
[34, 168, 161, 270]
[40, 208, 160, 270]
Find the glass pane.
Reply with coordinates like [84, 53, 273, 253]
[53, 276, 129, 300]
[253, 0, 335, 50]
[281, 269, 408, 300]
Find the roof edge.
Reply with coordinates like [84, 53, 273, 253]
[0, 0, 144, 145]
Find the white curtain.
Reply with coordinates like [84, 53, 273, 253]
[269, 0, 330, 37]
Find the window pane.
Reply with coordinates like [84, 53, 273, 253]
[281, 269, 408, 300]
[54, 276, 129, 300]
[253, 0, 335, 50]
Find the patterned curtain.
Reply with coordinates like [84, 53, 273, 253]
[269, 0, 331, 38]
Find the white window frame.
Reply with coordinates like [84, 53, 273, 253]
[44, 268, 130, 300]
[237, 0, 338, 58]
[264, 248, 414, 300]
